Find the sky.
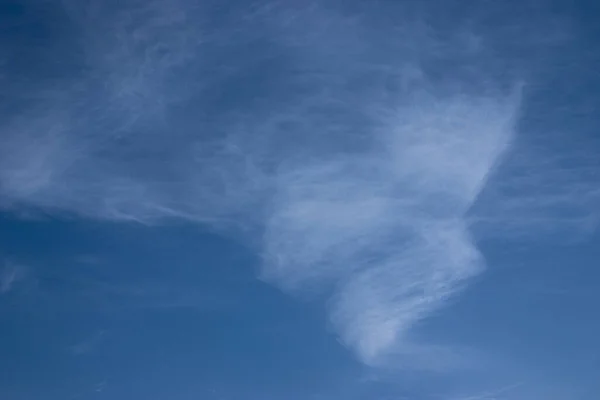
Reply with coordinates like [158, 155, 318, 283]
[0, 0, 599, 399]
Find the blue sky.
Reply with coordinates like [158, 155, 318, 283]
[1, 0, 599, 399]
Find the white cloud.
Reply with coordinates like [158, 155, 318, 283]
[0, 0, 595, 371]
[260, 93, 519, 365]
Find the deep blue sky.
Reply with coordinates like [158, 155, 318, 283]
[1, 1, 599, 399]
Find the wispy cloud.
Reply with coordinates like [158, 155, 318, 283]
[0, 262, 27, 295]
[450, 382, 525, 400]
[469, 133, 600, 240]
[70, 330, 107, 356]
[261, 94, 519, 366]
[0, 0, 595, 371]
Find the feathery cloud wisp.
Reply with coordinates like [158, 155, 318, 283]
[0, 0, 594, 369]
[0, 263, 27, 295]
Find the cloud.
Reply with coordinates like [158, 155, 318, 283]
[0, 262, 27, 295]
[468, 132, 600, 240]
[70, 330, 107, 356]
[0, 0, 595, 371]
[449, 382, 526, 400]
[260, 93, 519, 366]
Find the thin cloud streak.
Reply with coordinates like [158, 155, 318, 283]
[0, 262, 27, 295]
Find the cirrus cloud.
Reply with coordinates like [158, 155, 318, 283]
[0, 0, 596, 372]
